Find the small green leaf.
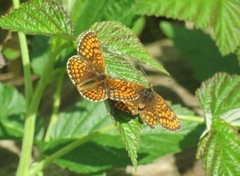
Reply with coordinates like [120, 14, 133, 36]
[90, 21, 169, 79]
[2, 47, 21, 61]
[114, 117, 141, 169]
[135, 0, 240, 55]
[197, 118, 240, 175]
[0, 83, 25, 139]
[0, 0, 73, 38]
[106, 100, 142, 169]
[196, 73, 240, 125]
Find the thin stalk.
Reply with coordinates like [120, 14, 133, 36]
[178, 115, 204, 123]
[12, 0, 34, 175]
[44, 69, 65, 142]
[27, 43, 69, 116]
[16, 35, 69, 176]
[30, 125, 115, 175]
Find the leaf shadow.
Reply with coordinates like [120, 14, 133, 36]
[174, 124, 205, 174]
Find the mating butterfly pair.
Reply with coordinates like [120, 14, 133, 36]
[66, 31, 181, 131]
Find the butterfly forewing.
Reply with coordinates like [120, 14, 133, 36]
[67, 56, 99, 85]
[67, 30, 146, 102]
[155, 94, 181, 131]
[77, 31, 105, 74]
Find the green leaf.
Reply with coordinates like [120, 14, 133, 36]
[197, 118, 240, 176]
[66, 0, 138, 37]
[160, 21, 240, 81]
[70, 0, 108, 36]
[196, 73, 240, 175]
[139, 121, 203, 163]
[0, 83, 25, 139]
[89, 21, 169, 82]
[0, 0, 73, 38]
[196, 73, 240, 127]
[40, 137, 131, 175]
[106, 100, 142, 169]
[51, 100, 112, 139]
[46, 100, 131, 174]
[30, 36, 51, 75]
[2, 47, 21, 61]
[135, 0, 240, 55]
[39, 99, 201, 174]
[99, 0, 137, 27]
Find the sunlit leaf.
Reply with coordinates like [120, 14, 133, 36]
[197, 118, 240, 175]
[135, 0, 240, 55]
[0, 0, 73, 38]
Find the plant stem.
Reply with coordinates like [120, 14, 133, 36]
[44, 69, 65, 142]
[16, 36, 69, 176]
[178, 115, 204, 123]
[12, 0, 34, 175]
[30, 132, 100, 175]
[30, 124, 115, 175]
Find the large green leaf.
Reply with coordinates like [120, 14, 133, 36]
[135, 0, 240, 55]
[48, 100, 132, 174]
[196, 73, 240, 175]
[0, 83, 25, 139]
[41, 99, 201, 175]
[197, 118, 240, 176]
[0, 0, 73, 38]
[51, 100, 112, 139]
[64, 0, 138, 37]
[160, 21, 240, 81]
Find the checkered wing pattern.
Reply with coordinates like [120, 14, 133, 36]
[154, 93, 181, 131]
[107, 78, 143, 101]
[137, 90, 180, 130]
[79, 82, 107, 101]
[111, 88, 181, 131]
[77, 31, 105, 74]
[67, 56, 98, 86]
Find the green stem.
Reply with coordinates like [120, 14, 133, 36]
[16, 36, 69, 176]
[44, 69, 65, 142]
[12, 0, 34, 175]
[178, 115, 204, 123]
[27, 43, 68, 116]
[30, 125, 115, 175]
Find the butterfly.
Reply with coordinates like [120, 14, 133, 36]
[110, 87, 181, 131]
[67, 31, 143, 102]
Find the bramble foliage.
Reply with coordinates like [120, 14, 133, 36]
[0, 0, 239, 175]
